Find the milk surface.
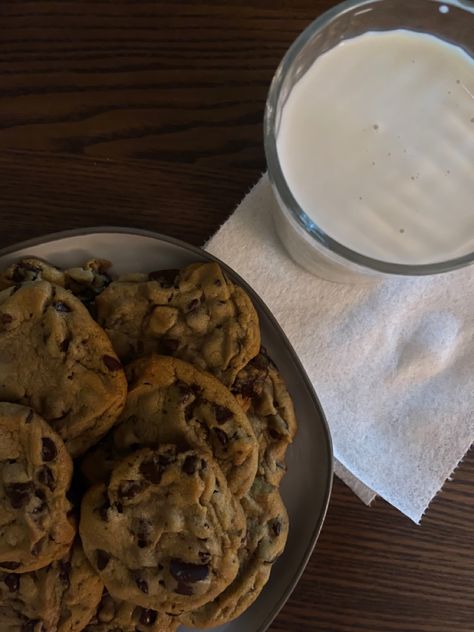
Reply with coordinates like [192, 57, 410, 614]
[277, 30, 474, 265]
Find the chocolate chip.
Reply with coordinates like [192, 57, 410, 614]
[271, 520, 282, 537]
[103, 354, 122, 371]
[160, 338, 179, 354]
[0, 313, 13, 325]
[98, 495, 111, 520]
[41, 437, 57, 462]
[232, 379, 258, 399]
[139, 459, 163, 485]
[135, 519, 150, 549]
[114, 502, 123, 514]
[4, 573, 19, 592]
[6, 482, 34, 509]
[12, 268, 25, 283]
[253, 353, 270, 371]
[37, 466, 55, 490]
[215, 405, 233, 424]
[176, 381, 194, 403]
[139, 453, 175, 484]
[21, 620, 40, 632]
[175, 582, 193, 596]
[118, 480, 143, 500]
[214, 279, 222, 286]
[59, 561, 71, 589]
[54, 301, 71, 313]
[31, 538, 45, 557]
[136, 607, 157, 625]
[170, 558, 209, 583]
[60, 337, 71, 353]
[25, 409, 34, 424]
[182, 455, 199, 476]
[32, 489, 47, 514]
[148, 269, 179, 288]
[159, 452, 176, 466]
[187, 298, 199, 311]
[198, 551, 211, 564]
[213, 427, 228, 446]
[1, 561, 20, 570]
[135, 577, 149, 593]
[269, 428, 282, 440]
[184, 405, 194, 422]
[96, 549, 110, 571]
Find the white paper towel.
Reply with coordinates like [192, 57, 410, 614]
[205, 174, 474, 522]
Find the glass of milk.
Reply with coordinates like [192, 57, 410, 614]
[264, 0, 474, 283]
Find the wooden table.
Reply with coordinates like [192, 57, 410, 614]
[0, 2, 472, 630]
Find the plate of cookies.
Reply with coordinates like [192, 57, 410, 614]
[0, 227, 332, 632]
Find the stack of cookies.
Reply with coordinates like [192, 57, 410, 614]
[0, 256, 297, 631]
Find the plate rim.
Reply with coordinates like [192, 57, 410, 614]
[0, 226, 333, 632]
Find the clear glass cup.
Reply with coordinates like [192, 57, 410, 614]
[264, 0, 474, 283]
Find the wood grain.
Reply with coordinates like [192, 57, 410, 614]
[0, 2, 472, 631]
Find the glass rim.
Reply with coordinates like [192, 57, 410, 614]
[264, 0, 474, 276]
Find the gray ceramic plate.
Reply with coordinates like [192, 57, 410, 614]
[0, 228, 333, 632]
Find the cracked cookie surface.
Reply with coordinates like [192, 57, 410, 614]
[80, 445, 246, 615]
[0, 281, 127, 457]
[96, 262, 260, 386]
[0, 402, 75, 573]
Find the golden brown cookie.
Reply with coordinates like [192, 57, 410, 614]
[80, 445, 246, 616]
[0, 539, 103, 631]
[85, 590, 179, 632]
[181, 475, 288, 628]
[111, 354, 258, 498]
[0, 403, 75, 573]
[0, 281, 127, 457]
[232, 350, 297, 485]
[96, 262, 260, 386]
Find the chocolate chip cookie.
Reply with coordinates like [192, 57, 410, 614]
[0, 539, 103, 631]
[112, 354, 258, 498]
[182, 476, 288, 628]
[96, 261, 260, 386]
[0, 281, 127, 457]
[85, 590, 179, 632]
[80, 445, 246, 615]
[0, 403, 75, 573]
[0, 257, 112, 311]
[232, 350, 297, 485]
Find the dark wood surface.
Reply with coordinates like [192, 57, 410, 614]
[0, 2, 472, 630]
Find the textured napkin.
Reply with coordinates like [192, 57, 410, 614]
[205, 174, 474, 523]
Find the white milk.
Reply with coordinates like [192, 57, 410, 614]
[276, 30, 474, 265]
